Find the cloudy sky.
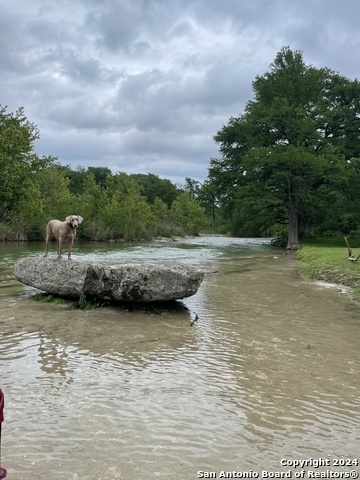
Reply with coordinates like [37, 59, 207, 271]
[1, 0, 359, 185]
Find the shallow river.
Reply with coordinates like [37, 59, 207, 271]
[0, 237, 359, 480]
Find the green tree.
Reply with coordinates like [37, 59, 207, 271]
[36, 165, 73, 219]
[18, 164, 75, 240]
[170, 192, 208, 235]
[150, 196, 178, 237]
[105, 172, 156, 240]
[57, 166, 112, 195]
[197, 180, 221, 231]
[0, 105, 54, 237]
[209, 47, 357, 248]
[77, 173, 110, 240]
[130, 173, 180, 207]
[62, 165, 87, 195]
[88, 166, 112, 188]
[182, 177, 222, 232]
[183, 177, 200, 199]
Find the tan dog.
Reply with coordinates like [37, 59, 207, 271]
[44, 215, 84, 260]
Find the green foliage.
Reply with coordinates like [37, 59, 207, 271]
[130, 173, 180, 207]
[196, 179, 221, 231]
[60, 165, 87, 195]
[183, 177, 201, 198]
[1, 105, 40, 218]
[150, 197, 175, 236]
[0, 104, 219, 241]
[77, 173, 110, 240]
[36, 165, 73, 218]
[170, 192, 208, 235]
[88, 166, 112, 188]
[0, 105, 56, 237]
[208, 47, 359, 245]
[104, 172, 157, 240]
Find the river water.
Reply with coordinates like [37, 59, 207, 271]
[0, 237, 359, 480]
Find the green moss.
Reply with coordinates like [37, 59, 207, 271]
[73, 294, 109, 310]
[34, 293, 68, 305]
[33, 292, 107, 309]
[32, 292, 189, 313]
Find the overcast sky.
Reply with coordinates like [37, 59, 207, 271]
[1, 0, 359, 185]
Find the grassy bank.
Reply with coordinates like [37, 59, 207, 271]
[296, 240, 360, 300]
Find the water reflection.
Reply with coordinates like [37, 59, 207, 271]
[0, 237, 359, 479]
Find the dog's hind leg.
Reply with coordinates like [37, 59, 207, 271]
[44, 237, 49, 257]
[44, 224, 52, 257]
[57, 237, 63, 260]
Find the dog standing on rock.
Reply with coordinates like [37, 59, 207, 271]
[44, 215, 84, 260]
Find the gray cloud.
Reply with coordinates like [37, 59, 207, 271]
[1, 0, 359, 184]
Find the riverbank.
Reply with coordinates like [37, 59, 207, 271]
[296, 244, 360, 300]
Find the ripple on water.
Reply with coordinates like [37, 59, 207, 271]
[1, 237, 359, 478]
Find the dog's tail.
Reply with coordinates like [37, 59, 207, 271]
[45, 221, 53, 238]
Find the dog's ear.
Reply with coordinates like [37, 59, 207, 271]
[65, 215, 72, 223]
[77, 216, 84, 224]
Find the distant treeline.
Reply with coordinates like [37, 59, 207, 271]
[0, 106, 219, 241]
[1, 160, 214, 243]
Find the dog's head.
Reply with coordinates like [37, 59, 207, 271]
[65, 215, 84, 229]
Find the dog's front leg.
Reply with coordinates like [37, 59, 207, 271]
[68, 238, 74, 260]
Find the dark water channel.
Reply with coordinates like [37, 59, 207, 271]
[0, 237, 359, 480]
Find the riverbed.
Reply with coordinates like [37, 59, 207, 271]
[0, 237, 359, 480]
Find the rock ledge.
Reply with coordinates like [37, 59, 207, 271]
[14, 258, 204, 302]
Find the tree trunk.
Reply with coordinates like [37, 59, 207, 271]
[286, 194, 301, 250]
[211, 206, 216, 231]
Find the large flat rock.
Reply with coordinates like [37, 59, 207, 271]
[14, 258, 204, 302]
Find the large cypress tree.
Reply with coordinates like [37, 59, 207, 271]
[209, 47, 359, 248]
